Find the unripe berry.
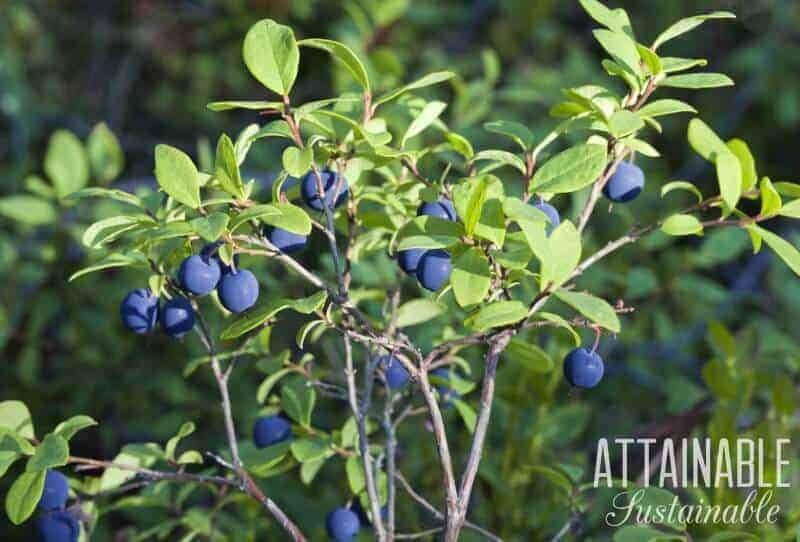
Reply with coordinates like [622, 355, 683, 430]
[120, 289, 159, 334]
[217, 269, 259, 313]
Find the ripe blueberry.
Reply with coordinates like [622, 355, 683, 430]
[178, 254, 222, 296]
[253, 415, 292, 448]
[563, 347, 605, 389]
[36, 510, 80, 542]
[326, 507, 360, 542]
[268, 227, 307, 254]
[531, 200, 560, 235]
[39, 470, 69, 511]
[417, 197, 457, 221]
[120, 289, 159, 334]
[201, 243, 240, 275]
[217, 269, 259, 313]
[301, 169, 349, 211]
[603, 161, 645, 203]
[416, 249, 452, 291]
[160, 297, 195, 338]
[380, 355, 410, 389]
[397, 248, 427, 275]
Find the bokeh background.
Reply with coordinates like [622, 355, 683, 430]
[2, 0, 799, 540]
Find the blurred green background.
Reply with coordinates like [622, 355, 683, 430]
[2, 1, 799, 540]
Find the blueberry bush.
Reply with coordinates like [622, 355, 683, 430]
[2, 1, 800, 541]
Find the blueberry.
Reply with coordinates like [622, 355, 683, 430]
[603, 161, 645, 203]
[39, 470, 69, 511]
[417, 197, 457, 221]
[36, 511, 80, 542]
[397, 248, 427, 275]
[160, 297, 195, 338]
[217, 269, 259, 313]
[120, 289, 159, 334]
[201, 243, 239, 275]
[563, 347, 605, 389]
[178, 254, 222, 296]
[531, 200, 560, 235]
[268, 227, 307, 254]
[380, 355, 410, 389]
[349, 500, 388, 527]
[416, 249, 452, 291]
[326, 507, 360, 542]
[301, 169, 349, 211]
[253, 415, 292, 448]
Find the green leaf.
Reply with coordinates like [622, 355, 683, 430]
[69, 252, 148, 282]
[54, 416, 97, 441]
[536, 312, 581, 346]
[453, 176, 489, 236]
[100, 447, 158, 491]
[661, 214, 703, 236]
[82, 215, 153, 248]
[652, 11, 736, 51]
[445, 132, 474, 160]
[726, 138, 757, 192]
[220, 291, 327, 340]
[716, 151, 742, 211]
[395, 299, 444, 328]
[772, 375, 795, 417]
[296, 320, 326, 350]
[779, 199, 800, 219]
[593, 29, 641, 76]
[484, 120, 533, 151]
[281, 146, 313, 178]
[5, 470, 46, 525]
[396, 216, 464, 251]
[529, 220, 582, 288]
[191, 213, 229, 243]
[215, 134, 245, 199]
[87, 123, 124, 184]
[346, 456, 365, 494]
[687, 118, 729, 161]
[502, 198, 549, 224]
[243, 19, 299, 96]
[207, 100, 282, 112]
[257, 368, 293, 404]
[282, 377, 315, 428]
[229, 204, 281, 231]
[637, 99, 697, 118]
[661, 57, 708, 73]
[451, 248, 491, 308]
[66, 187, 143, 208]
[375, 71, 455, 107]
[165, 422, 196, 461]
[290, 437, 329, 463]
[260, 202, 312, 236]
[621, 137, 660, 157]
[473, 150, 526, 175]
[44, 130, 89, 198]
[578, 0, 632, 34]
[660, 181, 703, 203]
[661, 73, 734, 89]
[26, 434, 69, 472]
[613, 525, 685, 542]
[608, 110, 644, 138]
[402, 101, 447, 147]
[0, 401, 35, 439]
[637, 44, 662, 75]
[298, 38, 370, 91]
[453, 400, 477, 433]
[530, 143, 607, 194]
[154, 144, 201, 208]
[759, 178, 782, 217]
[503, 338, 553, 373]
[554, 290, 620, 332]
[0, 432, 28, 477]
[753, 226, 800, 276]
[0, 196, 57, 226]
[467, 301, 528, 331]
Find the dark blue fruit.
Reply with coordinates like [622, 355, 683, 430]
[603, 161, 645, 203]
[217, 269, 259, 313]
[326, 507, 360, 542]
[417, 197, 457, 221]
[531, 200, 560, 235]
[160, 297, 195, 338]
[178, 254, 222, 296]
[397, 248, 427, 275]
[39, 470, 69, 511]
[120, 289, 159, 334]
[36, 511, 80, 542]
[253, 415, 292, 448]
[349, 500, 388, 528]
[301, 169, 349, 211]
[563, 348, 605, 389]
[416, 249, 452, 291]
[380, 355, 410, 389]
[201, 243, 239, 275]
[269, 227, 307, 254]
